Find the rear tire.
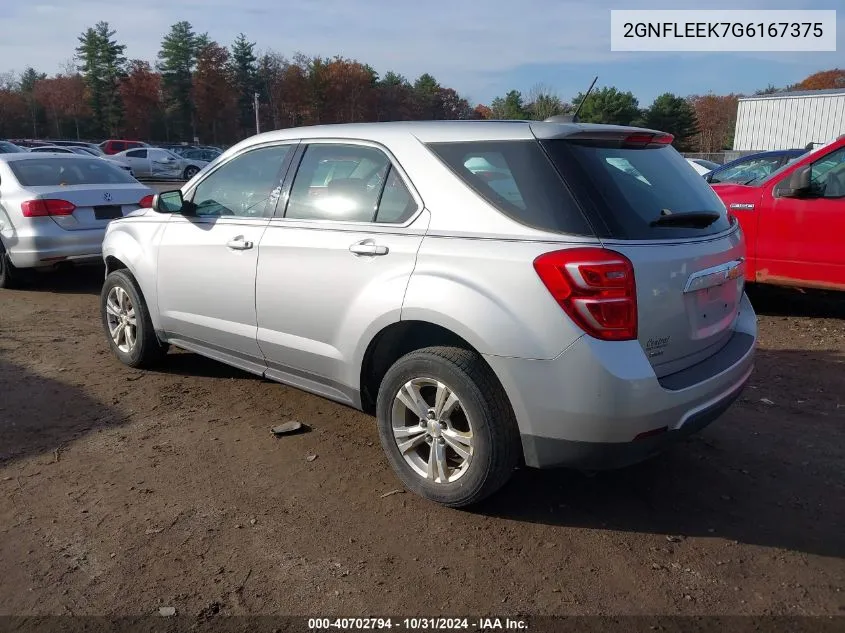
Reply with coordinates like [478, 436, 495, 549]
[0, 243, 28, 289]
[183, 165, 199, 180]
[375, 346, 521, 507]
[101, 270, 167, 368]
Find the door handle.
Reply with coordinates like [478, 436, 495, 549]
[349, 239, 389, 256]
[226, 236, 254, 250]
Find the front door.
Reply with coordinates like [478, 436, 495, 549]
[156, 142, 297, 374]
[255, 141, 428, 404]
[759, 145, 845, 289]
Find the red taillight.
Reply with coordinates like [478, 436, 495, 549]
[533, 247, 638, 341]
[623, 132, 674, 148]
[138, 194, 154, 208]
[21, 199, 76, 217]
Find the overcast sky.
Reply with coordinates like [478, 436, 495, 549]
[1, 0, 842, 106]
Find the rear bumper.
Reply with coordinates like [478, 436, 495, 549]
[484, 292, 757, 469]
[3, 222, 105, 269]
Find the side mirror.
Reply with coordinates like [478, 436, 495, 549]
[777, 166, 813, 198]
[153, 190, 189, 214]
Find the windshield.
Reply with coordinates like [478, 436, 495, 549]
[10, 157, 138, 186]
[0, 141, 26, 153]
[709, 156, 785, 185]
[542, 140, 731, 240]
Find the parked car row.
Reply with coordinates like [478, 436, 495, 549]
[1, 138, 224, 181]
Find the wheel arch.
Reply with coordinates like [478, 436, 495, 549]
[358, 319, 497, 416]
[102, 229, 162, 332]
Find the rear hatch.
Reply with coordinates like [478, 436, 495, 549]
[537, 127, 744, 377]
[10, 157, 151, 231]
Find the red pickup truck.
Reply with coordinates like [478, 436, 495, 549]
[712, 136, 845, 292]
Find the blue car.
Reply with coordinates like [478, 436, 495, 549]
[705, 149, 808, 185]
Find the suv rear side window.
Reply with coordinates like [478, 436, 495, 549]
[284, 144, 418, 224]
[427, 141, 593, 236]
[542, 140, 732, 240]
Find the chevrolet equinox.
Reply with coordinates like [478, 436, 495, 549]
[100, 121, 757, 507]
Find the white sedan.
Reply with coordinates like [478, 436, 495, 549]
[111, 147, 209, 180]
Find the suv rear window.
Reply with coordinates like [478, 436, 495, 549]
[10, 158, 138, 186]
[426, 141, 594, 236]
[541, 140, 732, 240]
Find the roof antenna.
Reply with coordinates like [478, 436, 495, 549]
[544, 76, 598, 124]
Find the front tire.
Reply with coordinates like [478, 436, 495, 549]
[101, 270, 167, 368]
[376, 346, 520, 507]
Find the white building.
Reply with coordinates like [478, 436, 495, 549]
[733, 88, 845, 151]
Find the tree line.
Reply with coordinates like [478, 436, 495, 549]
[0, 20, 841, 152]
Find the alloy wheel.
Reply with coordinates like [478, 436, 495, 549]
[105, 286, 137, 354]
[390, 377, 474, 484]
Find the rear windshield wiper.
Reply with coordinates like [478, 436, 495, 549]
[649, 210, 721, 228]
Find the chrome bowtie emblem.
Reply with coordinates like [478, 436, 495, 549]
[103, 192, 112, 202]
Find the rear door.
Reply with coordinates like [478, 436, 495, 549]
[254, 141, 427, 401]
[539, 130, 744, 377]
[148, 149, 182, 179]
[123, 149, 149, 177]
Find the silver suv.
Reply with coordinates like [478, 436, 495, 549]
[100, 121, 757, 507]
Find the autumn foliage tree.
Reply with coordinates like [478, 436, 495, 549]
[688, 94, 740, 152]
[795, 68, 845, 90]
[3, 19, 842, 151]
[194, 43, 237, 144]
[0, 79, 28, 137]
[33, 75, 89, 138]
[324, 57, 377, 123]
[120, 61, 161, 141]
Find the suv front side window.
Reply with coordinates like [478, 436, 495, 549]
[189, 144, 292, 218]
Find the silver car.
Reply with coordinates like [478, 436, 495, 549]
[0, 153, 153, 287]
[99, 121, 757, 506]
[111, 147, 208, 181]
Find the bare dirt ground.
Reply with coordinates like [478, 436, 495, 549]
[1, 268, 843, 619]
